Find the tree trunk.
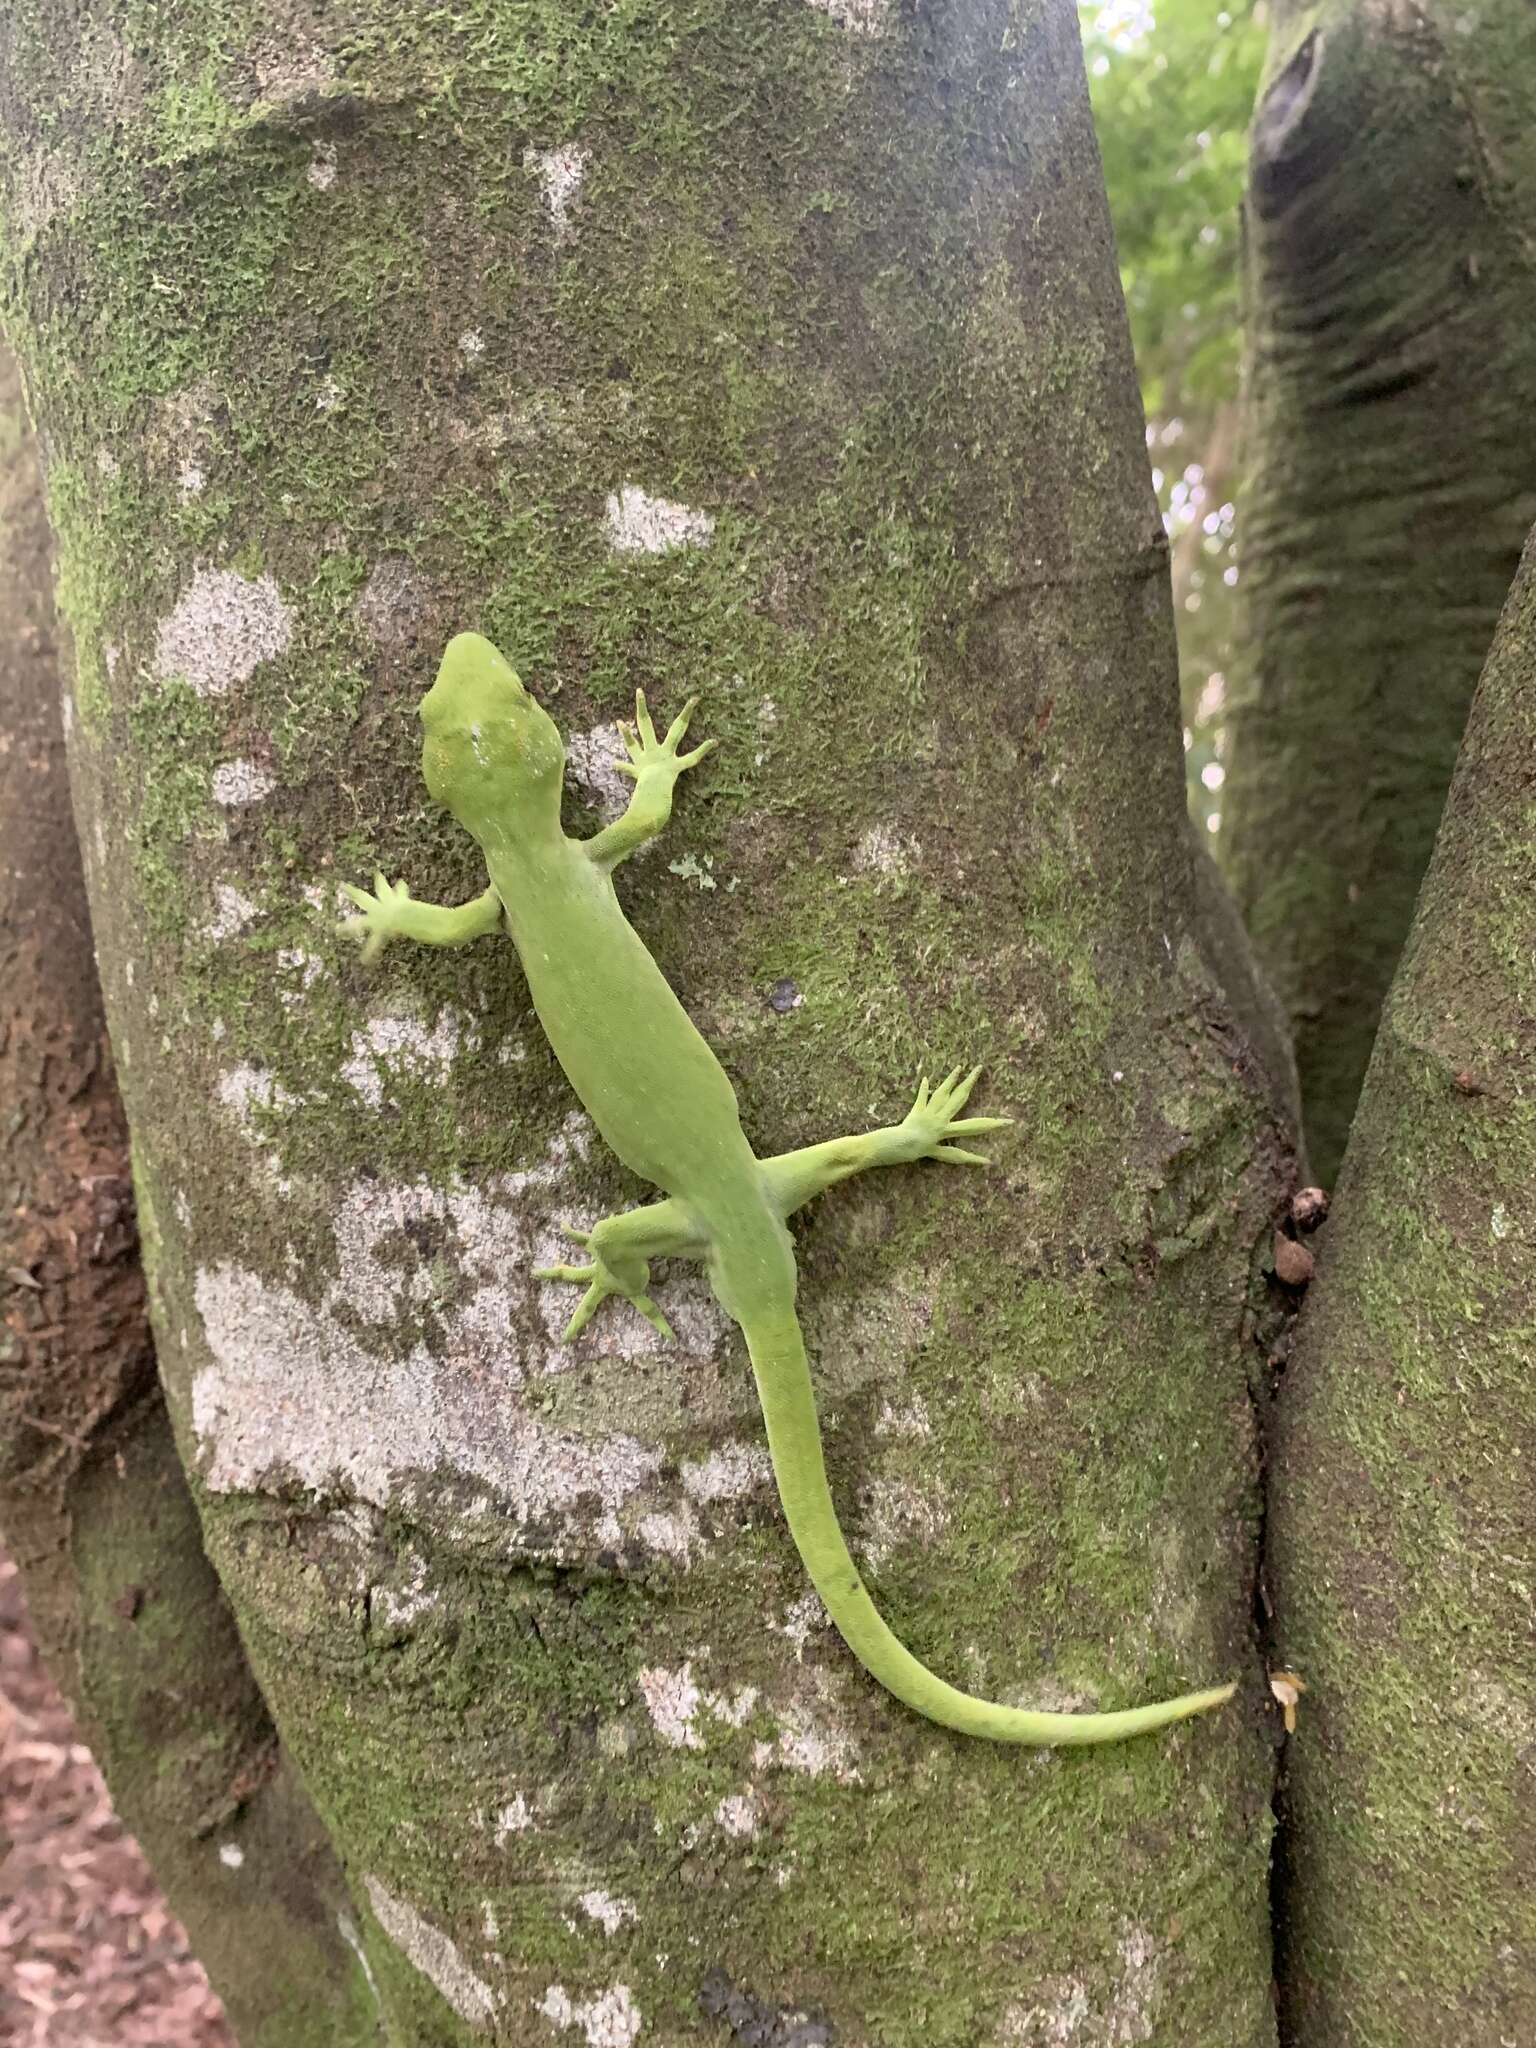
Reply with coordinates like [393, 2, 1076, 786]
[1221, 0, 1536, 1183]
[1, 4, 1290, 2038]
[1269, 525, 1536, 2044]
[0, 341, 380, 2044]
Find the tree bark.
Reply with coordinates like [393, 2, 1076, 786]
[1269, 527, 1536, 2044]
[0, 341, 380, 2044]
[2, 4, 1291, 2039]
[1221, 0, 1536, 1183]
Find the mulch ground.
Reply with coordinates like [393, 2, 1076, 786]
[0, 1552, 235, 2047]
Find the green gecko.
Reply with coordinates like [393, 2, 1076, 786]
[338, 633, 1236, 1746]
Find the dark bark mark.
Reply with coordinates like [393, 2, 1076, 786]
[1252, 30, 1326, 197]
[700, 1966, 836, 2047]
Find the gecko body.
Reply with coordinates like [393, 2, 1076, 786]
[340, 633, 1235, 1746]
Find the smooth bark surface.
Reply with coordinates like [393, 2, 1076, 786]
[2, 5, 1291, 2039]
[1269, 528, 1536, 2045]
[1223, 0, 1536, 1182]
[0, 342, 379, 2046]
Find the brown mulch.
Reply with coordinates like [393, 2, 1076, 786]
[0, 1553, 235, 2047]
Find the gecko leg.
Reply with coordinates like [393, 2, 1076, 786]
[761, 1064, 1012, 1217]
[535, 1199, 708, 1342]
[581, 690, 717, 872]
[337, 877, 502, 963]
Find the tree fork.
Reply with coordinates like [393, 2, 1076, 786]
[3, 5, 1290, 2038]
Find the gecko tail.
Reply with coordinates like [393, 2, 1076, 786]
[741, 1309, 1237, 1748]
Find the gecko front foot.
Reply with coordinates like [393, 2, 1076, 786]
[337, 872, 413, 963]
[896, 1064, 1013, 1166]
[535, 1227, 675, 1343]
[614, 689, 717, 789]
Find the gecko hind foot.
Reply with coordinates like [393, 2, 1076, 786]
[534, 1236, 676, 1343]
[899, 1063, 1013, 1166]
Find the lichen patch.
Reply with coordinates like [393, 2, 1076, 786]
[205, 882, 258, 940]
[186, 1124, 731, 1556]
[714, 1791, 761, 1838]
[564, 724, 635, 821]
[635, 1506, 702, 1564]
[372, 1552, 437, 1629]
[210, 757, 277, 807]
[275, 946, 324, 1008]
[363, 1878, 498, 2029]
[876, 1395, 932, 1438]
[681, 1443, 772, 1503]
[154, 568, 292, 695]
[777, 1590, 828, 1657]
[604, 485, 714, 556]
[251, 38, 337, 106]
[636, 1660, 765, 1750]
[536, 1982, 642, 2048]
[215, 1063, 295, 1134]
[524, 144, 590, 237]
[354, 556, 432, 646]
[495, 1794, 535, 1842]
[852, 822, 918, 876]
[858, 1474, 949, 1565]
[187, 1112, 732, 1551]
[576, 1890, 637, 1936]
[772, 1689, 863, 1783]
[1461, 1671, 1536, 1749]
[192, 1256, 662, 1539]
[998, 1922, 1164, 2045]
[807, 0, 889, 31]
[9, 148, 85, 246]
[341, 1010, 475, 1110]
[636, 1661, 706, 1750]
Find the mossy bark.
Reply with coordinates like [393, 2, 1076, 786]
[1222, 0, 1536, 1184]
[0, 343, 379, 2042]
[2, 4, 1292, 2039]
[1268, 526, 1536, 2043]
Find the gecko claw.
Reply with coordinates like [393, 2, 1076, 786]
[663, 696, 700, 748]
[562, 1281, 607, 1340]
[631, 1293, 676, 1342]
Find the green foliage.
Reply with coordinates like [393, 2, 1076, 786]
[1080, 3, 1265, 840]
[1080, 1, 1264, 420]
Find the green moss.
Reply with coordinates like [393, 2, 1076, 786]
[151, 58, 239, 166]
[1270, 522, 1536, 2036]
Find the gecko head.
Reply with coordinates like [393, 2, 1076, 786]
[419, 633, 565, 845]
